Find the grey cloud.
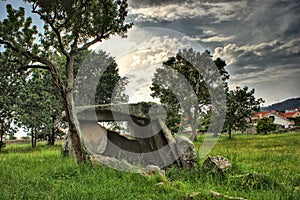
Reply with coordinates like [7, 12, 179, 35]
[128, 1, 247, 23]
[126, 0, 300, 104]
[214, 38, 300, 67]
[129, 0, 183, 7]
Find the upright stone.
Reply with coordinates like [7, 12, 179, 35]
[175, 136, 198, 169]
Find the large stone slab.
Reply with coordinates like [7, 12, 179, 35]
[63, 103, 192, 171]
[76, 103, 167, 123]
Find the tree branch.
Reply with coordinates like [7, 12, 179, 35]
[1, 39, 47, 65]
[0, 39, 64, 93]
[31, 7, 70, 59]
[78, 32, 111, 52]
[18, 65, 50, 72]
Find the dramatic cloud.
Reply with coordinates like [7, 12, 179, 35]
[104, 0, 300, 104]
[93, 27, 206, 103]
[128, 1, 248, 23]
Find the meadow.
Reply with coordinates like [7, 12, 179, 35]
[0, 132, 299, 199]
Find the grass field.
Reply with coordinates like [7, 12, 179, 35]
[0, 132, 299, 199]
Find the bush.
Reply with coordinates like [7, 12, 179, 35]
[256, 117, 277, 134]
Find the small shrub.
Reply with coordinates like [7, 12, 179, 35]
[256, 117, 277, 134]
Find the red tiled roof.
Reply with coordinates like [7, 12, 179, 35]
[284, 112, 297, 119]
[253, 111, 270, 118]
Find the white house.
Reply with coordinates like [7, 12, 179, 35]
[252, 111, 294, 129]
[264, 112, 294, 128]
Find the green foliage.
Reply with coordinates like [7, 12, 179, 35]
[151, 49, 228, 139]
[95, 58, 128, 104]
[74, 50, 128, 106]
[198, 110, 212, 133]
[0, 51, 27, 150]
[23, 0, 133, 54]
[224, 86, 264, 138]
[165, 106, 182, 133]
[292, 116, 300, 126]
[256, 117, 277, 134]
[17, 68, 62, 146]
[8, 135, 17, 140]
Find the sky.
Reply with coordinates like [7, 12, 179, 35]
[127, 0, 300, 105]
[1, 0, 300, 106]
[95, 0, 300, 105]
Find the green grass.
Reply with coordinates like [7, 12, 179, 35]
[1, 132, 300, 199]
[195, 132, 300, 199]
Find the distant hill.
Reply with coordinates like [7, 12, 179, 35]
[261, 97, 300, 112]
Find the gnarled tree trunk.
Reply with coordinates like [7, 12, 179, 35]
[63, 54, 86, 163]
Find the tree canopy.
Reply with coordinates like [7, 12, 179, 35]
[151, 48, 228, 140]
[74, 50, 128, 106]
[224, 86, 264, 138]
[0, 0, 133, 162]
[0, 51, 26, 150]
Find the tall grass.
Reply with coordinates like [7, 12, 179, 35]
[0, 133, 299, 199]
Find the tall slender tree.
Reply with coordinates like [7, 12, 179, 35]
[0, 1, 132, 162]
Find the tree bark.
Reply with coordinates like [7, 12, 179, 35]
[47, 52, 87, 162]
[228, 126, 232, 139]
[51, 129, 55, 145]
[50, 116, 55, 145]
[34, 129, 37, 147]
[64, 54, 86, 163]
[191, 123, 197, 141]
[158, 119, 181, 167]
[190, 105, 199, 141]
[31, 128, 36, 148]
[0, 131, 3, 150]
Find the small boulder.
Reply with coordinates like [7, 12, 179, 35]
[144, 165, 165, 176]
[203, 156, 231, 174]
[175, 136, 198, 170]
